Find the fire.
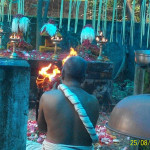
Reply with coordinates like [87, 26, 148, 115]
[36, 63, 61, 90]
[39, 64, 60, 81]
[36, 47, 77, 91]
[62, 47, 77, 65]
[10, 33, 20, 40]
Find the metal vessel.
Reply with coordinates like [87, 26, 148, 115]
[106, 94, 150, 140]
[135, 50, 150, 66]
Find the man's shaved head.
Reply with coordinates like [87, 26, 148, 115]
[62, 56, 87, 83]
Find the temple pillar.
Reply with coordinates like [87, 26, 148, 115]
[0, 58, 30, 150]
[134, 64, 150, 95]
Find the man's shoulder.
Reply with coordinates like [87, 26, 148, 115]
[83, 90, 97, 101]
[89, 94, 98, 103]
[41, 89, 63, 104]
[44, 89, 61, 96]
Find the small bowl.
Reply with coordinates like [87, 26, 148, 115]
[135, 50, 150, 66]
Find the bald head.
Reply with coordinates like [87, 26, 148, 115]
[62, 56, 87, 83]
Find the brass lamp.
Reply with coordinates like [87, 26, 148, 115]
[9, 33, 20, 58]
[51, 31, 62, 60]
[96, 31, 108, 61]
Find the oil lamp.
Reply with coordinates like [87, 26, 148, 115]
[96, 31, 108, 61]
[9, 33, 20, 58]
[51, 31, 62, 60]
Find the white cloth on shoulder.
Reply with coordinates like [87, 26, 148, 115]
[58, 84, 99, 143]
[42, 140, 94, 150]
[26, 140, 42, 150]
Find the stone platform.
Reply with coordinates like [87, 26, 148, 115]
[28, 60, 113, 111]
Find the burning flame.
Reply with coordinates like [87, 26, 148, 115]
[0, 28, 3, 33]
[36, 47, 77, 90]
[39, 63, 61, 81]
[10, 34, 20, 40]
[36, 63, 61, 90]
[62, 47, 77, 65]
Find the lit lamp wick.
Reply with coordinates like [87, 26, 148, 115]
[100, 31, 103, 36]
[95, 31, 108, 61]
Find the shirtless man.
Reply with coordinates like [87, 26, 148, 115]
[38, 56, 100, 150]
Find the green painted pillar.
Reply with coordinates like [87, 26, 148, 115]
[133, 64, 150, 150]
[134, 64, 150, 95]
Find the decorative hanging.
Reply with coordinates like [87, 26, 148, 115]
[110, 0, 117, 42]
[0, 0, 6, 22]
[67, 0, 72, 31]
[102, 0, 105, 34]
[104, 0, 108, 37]
[140, 0, 146, 47]
[130, 0, 135, 46]
[122, 0, 126, 44]
[19, 16, 30, 34]
[41, 19, 57, 37]
[73, 0, 77, 6]
[0, 0, 24, 22]
[147, 2, 150, 48]
[74, 0, 81, 33]
[18, 0, 24, 15]
[83, 0, 88, 26]
[92, 0, 97, 30]
[0, 2, 2, 21]
[8, 0, 13, 22]
[59, 0, 64, 28]
[142, 0, 146, 36]
[115, 2, 118, 43]
[97, 0, 103, 34]
[12, 14, 30, 34]
[23, 0, 24, 15]
[18, 0, 20, 14]
[80, 24, 95, 44]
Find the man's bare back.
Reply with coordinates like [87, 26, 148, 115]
[38, 86, 99, 146]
